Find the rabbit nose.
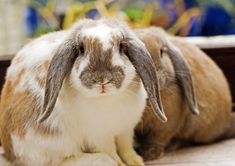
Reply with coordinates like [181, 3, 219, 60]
[94, 72, 112, 84]
[91, 77, 112, 85]
[99, 79, 112, 85]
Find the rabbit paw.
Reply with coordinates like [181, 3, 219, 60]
[117, 161, 126, 166]
[90, 153, 118, 166]
[62, 153, 118, 166]
[120, 151, 144, 166]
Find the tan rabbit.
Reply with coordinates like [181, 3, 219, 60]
[134, 27, 235, 160]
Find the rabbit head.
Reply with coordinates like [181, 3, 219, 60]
[136, 27, 199, 116]
[39, 19, 167, 123]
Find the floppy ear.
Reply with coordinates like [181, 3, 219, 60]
[123, 40, 167, 122]
[167, 45, 199, 115]
[39, 39, 79, 123]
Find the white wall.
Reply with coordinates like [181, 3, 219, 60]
[0, 0, 28, 55]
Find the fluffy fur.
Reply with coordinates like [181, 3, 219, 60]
[0, 19, 166, 166]
[134, 27, 234, 160]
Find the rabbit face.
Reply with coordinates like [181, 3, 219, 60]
[41, 19, 166, 123]
[69, 24, 136, 97]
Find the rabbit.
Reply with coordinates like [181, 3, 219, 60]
[0, 19, 168, 166]
[134, 27, 235, 160]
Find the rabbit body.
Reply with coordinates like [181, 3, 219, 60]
[135, 27, 233, 160]
[0, 19, 156, 166]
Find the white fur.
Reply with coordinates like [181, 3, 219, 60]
[7, 31, 68, 95]
[81, 23, 121, 50]
[12, 82, 147, 165]
[6, 19, 148, 165]
[63, 153, 117, 166]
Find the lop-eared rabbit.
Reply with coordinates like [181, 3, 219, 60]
[0, 19, 161, 166]
[0, 19, 234, 165]
[135, 27, 235, 160]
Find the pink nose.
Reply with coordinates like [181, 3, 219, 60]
[100, 84, 106, 93]
[98, 80, 111, 93]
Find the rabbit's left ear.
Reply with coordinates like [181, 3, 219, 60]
[39, 39, 78, 123]
[166, 45, 199, 115]
[123, 40, 167, 123]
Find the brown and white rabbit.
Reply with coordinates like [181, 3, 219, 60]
[0, 19, 167, 166]
[134, 27, 235, 160]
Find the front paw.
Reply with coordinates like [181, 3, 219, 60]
[91, 153, 118, 166]
[120, 151, 144, 166]
[62, 153, 118, 166]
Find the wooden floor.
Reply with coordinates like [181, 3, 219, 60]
[1, 139, 235, 165]
[146, 139, 235, 166]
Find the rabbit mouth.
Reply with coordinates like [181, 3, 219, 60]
[97, 84, 114, 95]
[99, 80, 113, 94]
[100, 84, 106, 93]
[80, 83, 117, 98]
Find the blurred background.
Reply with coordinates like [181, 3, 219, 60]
[1, 0, 235, 54]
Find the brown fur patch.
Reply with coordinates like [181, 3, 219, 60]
[13, 69, 25, 87]
[127, 75, 141, 92]
[0, 79, 58, 162]
[35, 76, 46, 88]
[34, 124, 59, 136]
[31, 61, 49, 88]
[43, 61, 49, 71]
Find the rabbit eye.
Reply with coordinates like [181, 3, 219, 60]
[79, 43, 85, 54]
[119, 43, 123, 53]
[160, 48, 164, 56]
[160, 46, 167, 57]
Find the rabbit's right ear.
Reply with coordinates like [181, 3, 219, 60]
[123, 39, 167, 123]
[166, 45, 199, 115]
[39, 39, 79, 123]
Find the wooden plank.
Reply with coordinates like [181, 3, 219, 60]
[145, 139, 235, 166]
